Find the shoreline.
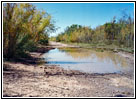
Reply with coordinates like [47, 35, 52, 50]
[56, 41, 134, 54]
[3, 61, 134, 97]
[3, 43, 134, 97]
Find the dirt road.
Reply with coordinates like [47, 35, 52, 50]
[49, 41, 79, 48]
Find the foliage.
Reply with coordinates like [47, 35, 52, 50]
[49, 36, 56, 41]
[56, 24, 94, 43]
[56, 12, 134, 49]
[38, 37, 49, 45]
[3, 3, 55, 59]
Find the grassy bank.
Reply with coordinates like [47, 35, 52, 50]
[60, 42, 134, 53]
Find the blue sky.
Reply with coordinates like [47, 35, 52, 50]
[33, 3, 134, 37]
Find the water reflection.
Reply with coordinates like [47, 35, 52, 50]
[47, 61, 92, 64]
[59, 48, 128, 68]
[44, 48, 131, 74]
[60, 48, 127, 67]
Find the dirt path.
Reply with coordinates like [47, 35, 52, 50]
[49, 41, 79, 48]
[3, 43, 134, 98]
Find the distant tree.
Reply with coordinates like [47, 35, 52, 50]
[56, 11, 134, 48]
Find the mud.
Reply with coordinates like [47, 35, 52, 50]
[3, 62, 134, 97]
[3, 43, 134, 98]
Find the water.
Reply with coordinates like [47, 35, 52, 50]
[43, 48, 132, 74]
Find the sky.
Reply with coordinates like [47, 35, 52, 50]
[33, 3, 134, 37]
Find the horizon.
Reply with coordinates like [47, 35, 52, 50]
[33, 3, 134, 37]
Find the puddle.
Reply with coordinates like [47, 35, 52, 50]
[43, 48, 133, 74]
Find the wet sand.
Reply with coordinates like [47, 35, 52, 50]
[3, 42, 134, 97]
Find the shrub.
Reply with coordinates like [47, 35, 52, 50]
[38, 39, 48, 45]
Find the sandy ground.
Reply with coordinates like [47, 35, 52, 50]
[3, 42, 134, 98]
[49, 41, 80, 48]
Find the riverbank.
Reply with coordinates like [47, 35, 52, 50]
[59, 42, 134, 53]
[3, 43, 134, 97]
[3, 61, 134, 97]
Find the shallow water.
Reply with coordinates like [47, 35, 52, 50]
[43, 47, 132, 74]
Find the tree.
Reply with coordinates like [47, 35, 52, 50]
[104, 17, 119, 41]
[3, 3, 55, 59]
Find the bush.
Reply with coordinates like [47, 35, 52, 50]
[38, 39, 48, 45]
[14, 50, 30, 59]
[13, 40, 37, 59]
[24, 41, 38, 52]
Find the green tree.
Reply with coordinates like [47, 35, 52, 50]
[3, 3, 55, 59]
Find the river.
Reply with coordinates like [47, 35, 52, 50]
[43, 42, 133, 74]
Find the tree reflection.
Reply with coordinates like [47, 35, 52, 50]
[59, 48, 128, 68]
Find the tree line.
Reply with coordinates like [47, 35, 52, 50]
[3, 3, 55, 59]
[56, 13, 134, 48]
[3, 3, 134, 60]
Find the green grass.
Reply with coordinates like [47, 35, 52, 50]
[61, 42, 134, 53]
